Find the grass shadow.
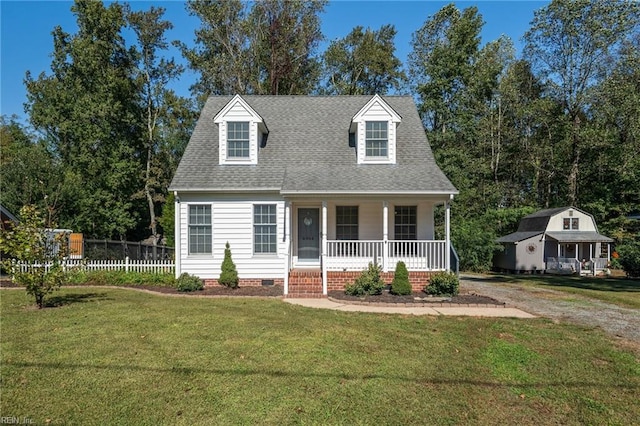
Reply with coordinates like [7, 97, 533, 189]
[44, 292, 110, 308]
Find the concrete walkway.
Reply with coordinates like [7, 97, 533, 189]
[284, 298, 535, 318]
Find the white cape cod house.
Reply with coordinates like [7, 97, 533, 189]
[169, 95, 458, 296]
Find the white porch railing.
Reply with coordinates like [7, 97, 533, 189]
[16, 257, 175, 274]
[325, 240, 447, 271]
[546, 257, 610, 275]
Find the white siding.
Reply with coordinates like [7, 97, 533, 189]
[547, 209, 597, 232]
[179, 194, 286, 279]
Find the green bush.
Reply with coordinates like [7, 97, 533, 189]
[345, 262, 384, 296]
[65, 269, 175, 286]
[176, 273, 204, 292]
[390, 261, 412, 295]
[425, 272, 459, 296]
[218, 242, 239, 288]
[617, 241, 640, 278]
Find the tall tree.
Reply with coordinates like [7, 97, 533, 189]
[180, 0, 326, 99]
[128, 6, 185, 249]
[0, 117, 71, 226]
[25, 0, 143, 239]
[524, 0, 640, 206]
[322, 25, 406, 95]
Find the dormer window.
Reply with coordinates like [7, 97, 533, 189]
[351, 94, 401, 165]
[227, 122, 250, 158]
[214, 95, 267, 165]
[365, 121, 388, 158]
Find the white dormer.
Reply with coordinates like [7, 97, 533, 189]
[214, 95, 268, 165]
[351, 94, 402, 165]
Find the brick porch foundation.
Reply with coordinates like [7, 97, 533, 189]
[203, 278, 284, 288]
[326, 271, 434, 293]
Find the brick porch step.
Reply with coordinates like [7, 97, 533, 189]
[287, 270, 324, 298]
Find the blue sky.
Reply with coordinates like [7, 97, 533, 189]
[1, 1, 547, 123]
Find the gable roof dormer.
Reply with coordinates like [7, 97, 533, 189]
[214, 94, 268, 165]
[350, 94, 402, 165]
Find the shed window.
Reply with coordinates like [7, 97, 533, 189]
[563, 217, 579, 230]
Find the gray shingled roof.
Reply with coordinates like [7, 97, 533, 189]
[496, 231, 542, 243]
[170, 96, 457, 195]
[545, 232, 614, 243]
[516, 207, 572, 232]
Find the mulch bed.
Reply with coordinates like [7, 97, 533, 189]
[328, 290, 504, 306]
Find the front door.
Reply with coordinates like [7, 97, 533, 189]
[298, 208, 320, 261]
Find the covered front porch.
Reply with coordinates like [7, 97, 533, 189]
[544, 232, 613, 276]
[282, 196, 455, 296]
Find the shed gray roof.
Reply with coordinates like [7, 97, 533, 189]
[496, 231, 542, 243]
[170, 95, 457, 196]
[545, 232, 614, 243]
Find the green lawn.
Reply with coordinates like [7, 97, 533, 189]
[1, 288, 639, 425]
[482, 273, 640, 309]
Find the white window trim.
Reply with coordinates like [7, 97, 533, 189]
[253, 203, 278, 256]
[187, 203, 214, 257]
[226, 121, 251, 159]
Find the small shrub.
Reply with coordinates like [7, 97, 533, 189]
[345, 262, 384, 296]
[218, 242, 239, 288]
[176, 273, 204, 292]
[390, 261, 412, 295]
[425, 271, 459, 296]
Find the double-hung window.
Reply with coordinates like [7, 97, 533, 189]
[336, 206, 358, 240]
[365, 121, 388, 158]
[394, 206, 417, 240]
[227, 122, 250, 158]
[189, 205, 212, 254]
[254, 204, 277, 254]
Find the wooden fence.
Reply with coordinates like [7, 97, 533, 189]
[16, 257, 174, 274]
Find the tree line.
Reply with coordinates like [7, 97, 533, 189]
[1, 0, 638, 271]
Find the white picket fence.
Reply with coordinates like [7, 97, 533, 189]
[16, 257, 175, 274]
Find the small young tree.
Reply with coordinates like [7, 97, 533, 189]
[0, 205, 69, 308]
[390, 261, 412, 295]
[218, 241, 239, 288]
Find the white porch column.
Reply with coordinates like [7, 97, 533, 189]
[445, 200, 451, 272]
[607, 243, 611, 261]
[283, 201, 291, 295]
[173, 191, 181, 278]
[321, 201, 328, 295]
[382, 201, 389, 272]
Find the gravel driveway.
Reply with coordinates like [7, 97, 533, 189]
[460, 274, 640, 344]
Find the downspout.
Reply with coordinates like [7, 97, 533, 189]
[445, 195, 452, 272]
